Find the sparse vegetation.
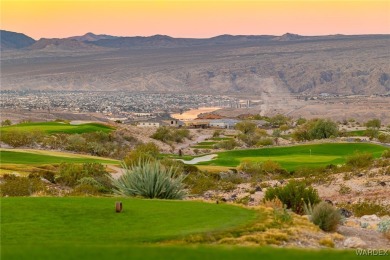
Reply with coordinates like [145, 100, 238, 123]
[345, 151, 374, 168]
[264, 180, 320, 215]
[310, 202, 341, 232]
[151, 126, 190, 143]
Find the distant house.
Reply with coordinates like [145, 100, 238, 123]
[252, 120, 268, 128]
[209, 119, 240, 129]
[137, 121, 160, 127]
[162, 119, 185, 128]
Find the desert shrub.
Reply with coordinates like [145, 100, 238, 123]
[292, 119, 338, 141]
[56, 162, 110, 188]
[1, 119, 12, 126]
[238, 160, 284, 176]
[28, 170, 56, 183]
[213, 130, 222, 137]
[214, 139, 238, 150]
[378, 134, 390, 143]
[184, 171, 219, 194]
[0, 129, 44, 147]
[310, 202, 341, 232]
[66, 134, 87, 151]
[263, 198, 284, 209]
[272, 205, 293, 226]
[264, 180, 320, 215]
[77, 177, 104, 190]
[0, 176, 46, 196]
[70, 184, 101, 196]
[123, 142, 160, 166]
[183, 164, 199, 174]
[256, 138, 274, 147]
[338, 184, 352, 195]
[235, 121, 257, 134]
[340, 200, 390, 217]
[238, 160, 263, 175]
[261, 160, 282, 174]
[345, 152, 374, 168]
[110, 160, 186, 199]
[378, 218, 390, 240]
[151, 127, 190, 143]
[382, 149, 390, 159]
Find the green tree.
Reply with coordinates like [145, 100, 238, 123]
[235, 121, 257, 134]
[269, 114, 289, 127]
[365, 118, 381, 129]
[1, 119, 12, 126]
[123, 142, 160, 166]
[309, 119, 339, 139]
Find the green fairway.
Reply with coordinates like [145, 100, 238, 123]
[197, 143, 386, 170]
[0, 121, 114, 134]
[1, 197, 357, 260]
[0, 149, 119, 165]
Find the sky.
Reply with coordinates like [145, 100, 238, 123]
[1, 0, 389, 39]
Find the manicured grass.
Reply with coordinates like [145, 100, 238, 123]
[2, 245, 357, 260]
[197, 143, 386, 170]
[210, 137, 233, 141]
[0, 149, 119, 165]
[347, 130, 365, 136]
[2, 197, 252, 258]
[1, 198, 357, 260]
[0, 121, 114, 134]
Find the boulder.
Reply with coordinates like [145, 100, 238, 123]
[255, 186, 262, 192]
[360, 214, 380, 222]
[343, 237, 367, 248]
[339, 208, 353, 218]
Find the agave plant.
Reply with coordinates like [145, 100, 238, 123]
[110, 160, 186, 199]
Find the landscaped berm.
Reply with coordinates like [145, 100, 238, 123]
[2, 197, 357, 260]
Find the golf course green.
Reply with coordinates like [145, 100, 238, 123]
[197, 143, 386, 170]
[0, 149, 119, 165]
[0, 121, 113, 134]
[1, 197, 356, 260]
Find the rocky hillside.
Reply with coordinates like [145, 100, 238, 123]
[1, 30, 389, 95]
[0, 30, 36, 50]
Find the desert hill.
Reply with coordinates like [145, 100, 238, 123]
[1, 30, 389, 96]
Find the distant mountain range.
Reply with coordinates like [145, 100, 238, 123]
[2, 30, 387, 50]
[1, 29, 389, 96]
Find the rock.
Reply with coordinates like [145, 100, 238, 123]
[379, 181, 386, 186]
[325, 199, 334, 205]
[360, 214, 380, 222]
[255, 186, 262, 192]
[344, 219, 360, 228]
[340, 208, 353, 218]
[343, 237, 367, 248]
[220, 198, 227, 202]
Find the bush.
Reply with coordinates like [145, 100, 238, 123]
[110, 160, 186, 199]
[0, 176, 46, 196]
[264, 180, 320, 215]
[77, 177, 104, 190]
[345, 152, 374, 168]
[151, 127, 190, 143]
[382, 149, 390, 159]
[378, 218, 390, 240]
[56, 162, 110, 188]
[123, 142, 160, 166]
[214, 139, 238, 150]
[184, 171, 219, 195]
[310, 202, 341, 232]
[256, 138, 274, 147]
[340, 200, 390, 217]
